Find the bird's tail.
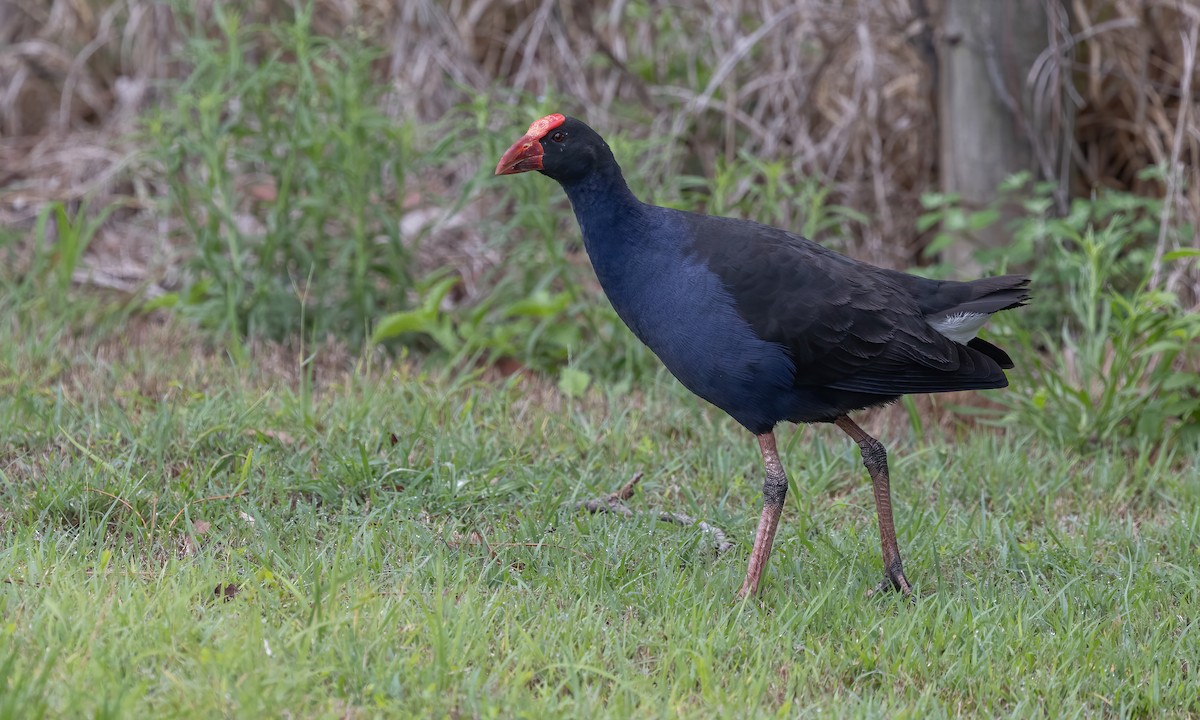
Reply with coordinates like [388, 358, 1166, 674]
[951, 274, 1031, 315]
[923, 275, 1030, 366]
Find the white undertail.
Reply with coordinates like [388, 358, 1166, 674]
[928, 312, 989, 344]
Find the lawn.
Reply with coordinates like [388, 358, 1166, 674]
[3, 2, 1198, 717]
[2, 296, 1198, 719]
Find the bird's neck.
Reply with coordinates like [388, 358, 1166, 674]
[559, 164, 644, 249]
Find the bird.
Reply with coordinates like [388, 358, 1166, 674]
[496, 114, 1029, 597]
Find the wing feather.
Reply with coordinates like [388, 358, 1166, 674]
[684, 216, 1010, 396]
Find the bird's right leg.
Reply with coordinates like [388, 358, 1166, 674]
[738, 431, 790, 598]
[834, 416, 912, 595]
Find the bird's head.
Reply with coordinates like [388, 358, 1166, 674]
[495, 114, 607, 184]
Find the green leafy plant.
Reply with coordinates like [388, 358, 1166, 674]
[371, 273, 462, 353]
[146, 4, 414, 347]
[921, 174, 1200, 450]
[700, 151, 867, 244]
[0, 200, 114, 306]
[38, 200, 115, 300]
[917, 191, 1005, 260]
[1001, 223, 1200, 449]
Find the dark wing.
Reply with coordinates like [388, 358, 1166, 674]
[684, 215, 1009, 395]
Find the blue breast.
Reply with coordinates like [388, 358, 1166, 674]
[565, 183, 799, 433]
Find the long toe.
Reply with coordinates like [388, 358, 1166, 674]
[867, 568, 912, 597]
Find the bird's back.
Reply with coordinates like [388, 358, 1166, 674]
[675, 211, 1028, 409]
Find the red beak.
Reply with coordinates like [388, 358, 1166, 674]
[495, 135, 543, 175]
[495, 113, 567, 176]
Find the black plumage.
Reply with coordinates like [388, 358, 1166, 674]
[685, 213, 1028, 407]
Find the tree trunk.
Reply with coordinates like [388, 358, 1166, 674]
[938, 0, 1063, 275]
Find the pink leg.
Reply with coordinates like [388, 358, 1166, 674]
[835, 416, 912, 595]
[739, 432, 790, 598]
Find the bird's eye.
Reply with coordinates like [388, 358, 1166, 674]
[551, 131, 566, 143]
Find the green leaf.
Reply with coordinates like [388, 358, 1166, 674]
[557, 368, 591, 398]
[916, 212, 942, 233]
[919, 192, 959, 209]
[1162, 373, 1200, 391]
[967, 209, 1001, 230]
[943, 208, 968, 232]
[427, 324, 461, 354]
[505, 290, 570, 318]
[998, 171, 1032, 192]
[143, 293, 181, 311]
[922, 233, 956, 257]
[1163, 249, 1200, 263]
[1137, 340, 1183, 356]
[372, 309, 433, 343]
[420, 275, 460, 312]
[186, 279, 212, 304]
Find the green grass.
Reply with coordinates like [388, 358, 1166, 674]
[2, 292, 1199, 719]
[5, 5, 1197, 715]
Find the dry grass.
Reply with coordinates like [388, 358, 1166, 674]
[0, 0, 1196, 289]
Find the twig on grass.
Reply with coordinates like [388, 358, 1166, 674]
[491, 542, 591, 559]
[577, 470, 643, 517]
[444, 531, 592, 571]
[577, 471, 735, 555]
[86, 486, 147, 530]
[167, 491, 249, 530]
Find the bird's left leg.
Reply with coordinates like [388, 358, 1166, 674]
[834, 416, 912, 595]
[738, 432, 790, 598]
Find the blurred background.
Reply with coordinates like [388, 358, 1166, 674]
[1, 0, 1198, 448]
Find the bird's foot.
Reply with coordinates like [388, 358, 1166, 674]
[866, 561, 912, 597]
[737, 575, 763, 600]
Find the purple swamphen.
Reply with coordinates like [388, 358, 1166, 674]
[496, 114, 1029, 597]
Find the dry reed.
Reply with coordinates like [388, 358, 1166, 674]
[0, 0, 1195, 298]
